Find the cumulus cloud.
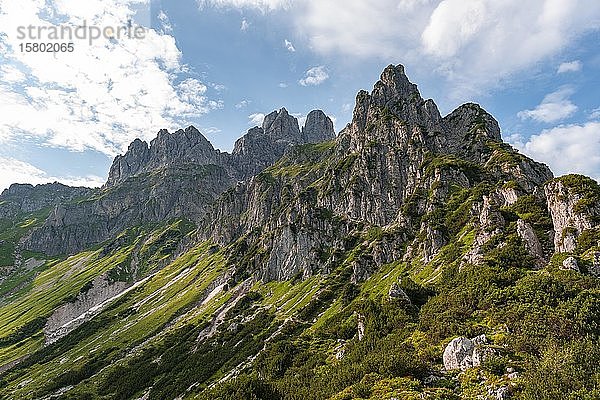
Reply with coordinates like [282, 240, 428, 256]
[517, 87, 578, 123]
[0, 0, 220, 156]
[248, 113, 265, 125]
[0, 157, 104, 192]
[202, 0, 600, 97]
[0, 64, 26, 83]
[422, 0, 487, 58]
[284, 39, 296, 52]
[157, 10, 173, 33]
[240, 18, 251, 31]
[589, 107, 600, 120]
[557, 60, 582, 74]
[508, 122, 600, 181]
[299, 66, 329, 86]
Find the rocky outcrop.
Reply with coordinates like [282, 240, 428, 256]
[0, 183, 92, 219]
[106, 126, 224, 187]
[561, 256, 580, 272]
[545, 176, 600, 253]
[199, 64, 556, 282]
[517, 219, 545, 267]
[231, 108, 335, 179]
[44, 275, 131, 344]
[24, 163, 233, 255]
[303, 110, 335, 143]
[443, 334, 491, 371]
[388, 283, 411, 304]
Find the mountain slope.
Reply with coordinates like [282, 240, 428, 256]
[0, 65, 599, 400]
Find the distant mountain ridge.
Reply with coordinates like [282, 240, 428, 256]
[21, 108, 335, 256]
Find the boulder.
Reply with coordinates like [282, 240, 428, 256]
[443, 334, 491, 371]
[561, 256, 579, 272]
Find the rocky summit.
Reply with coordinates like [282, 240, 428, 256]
[0, 65, 599, 400]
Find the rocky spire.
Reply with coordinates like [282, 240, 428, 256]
[106, 126, 219, 187]
[232, 108, 335, 179]
[262, 107, 301, 142]
[106, 138, 150, 186]
[302, 110, 335, 142]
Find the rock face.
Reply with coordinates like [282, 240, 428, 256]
[303, 110, 335, 143]
[231, 108, 335, 179]
[545, 176, 600, 253]
[44, 275, 130, 344]
[106, 126, 224, 187]
[21, 110, 335, 256]
[517, 219, 545, 267]
[200, 64, 553, 282]
[443, 335, 490, 371]
[388, 283, 411, 304]
[0, 183, 92, 219]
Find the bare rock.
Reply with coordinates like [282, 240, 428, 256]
[516, 219, 545, 267]
[561, 256, 580, 272]
[443, 334, 491, 371]
[545, 176, 600, 253]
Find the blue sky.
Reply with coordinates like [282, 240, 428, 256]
[0, 0, 599, 190]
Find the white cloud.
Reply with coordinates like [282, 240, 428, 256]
[284, 39, 296, 52]
[236, 99, 251, 109]
[557, 60, 582, 74]
[198, 0, 289, 12]
[157, 10, 173, 33]
[299, 66, 329, 86]
[342, 103, 353, 113]
[0, 0, 220, 156]
[241, 18, 251, 31]
[0, 157, 104, 192]
[248, 113, 265, 125]
[508, 122, 600, 181]
[278, 82, 288, 88]
[517, 87, 578, 123]
[202, 126, 222, 135]
[422, 0, 486, 58]
[589, 107, 600, 120]
[202, 0, 600, 97]
[0, 65, 26, 83]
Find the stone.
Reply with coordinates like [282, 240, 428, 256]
[488, 386, 510, 400]
[443, 335, 491, 371]
[507, 372, 519, 379]
[357, 314, 365, 341]
[471, 334, 491, 367]
[545, 179, 599, 253]
[443, 337, 474, 371]
[561, 256, 580, 272]
[516, 219, 545, 267]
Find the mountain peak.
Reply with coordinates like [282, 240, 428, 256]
[373, 64, 421, 104]
[106, 126, 218, 187]
[262, 107, 300, 138]
[443, 102, 501, 142]
[303, 110, 335, 142]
